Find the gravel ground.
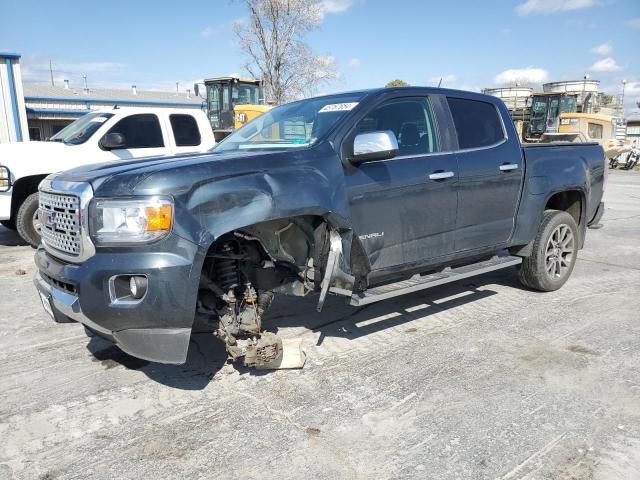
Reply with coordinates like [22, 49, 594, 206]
[0, 170, 639, 480]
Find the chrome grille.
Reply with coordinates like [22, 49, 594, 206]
[39, 191, 81, 257]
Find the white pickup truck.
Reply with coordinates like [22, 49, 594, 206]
[0, 107, 215, 246]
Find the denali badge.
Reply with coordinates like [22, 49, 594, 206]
[359, 232, 384, 240]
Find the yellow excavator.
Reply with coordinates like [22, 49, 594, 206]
[195, 77, 272, 142]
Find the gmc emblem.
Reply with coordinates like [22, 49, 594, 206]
[40, 209, 56, 229]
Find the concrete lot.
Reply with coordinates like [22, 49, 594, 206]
[0, 170, 639, 480]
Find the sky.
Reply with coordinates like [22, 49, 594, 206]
[1, 0, 639, 112]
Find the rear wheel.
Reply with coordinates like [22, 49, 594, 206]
[16, 192, 42, 248]
[517, 210, 578, 292]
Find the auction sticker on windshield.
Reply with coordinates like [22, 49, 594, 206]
[319, 102, 358, 113]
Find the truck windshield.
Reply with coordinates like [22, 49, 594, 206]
[50, 112, 114, 145]
[212, 92, 366, 153]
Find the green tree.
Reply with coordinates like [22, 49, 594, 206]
[385, 79, 410, 87]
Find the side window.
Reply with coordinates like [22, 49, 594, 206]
[170, 114, 201, 147]
[354, 97, 439, 156]
[447, 97, 504, 149]
[106, 114, 164, 149]
[588, 122, 603, 139]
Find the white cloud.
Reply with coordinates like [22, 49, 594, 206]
[591, 41, 612, 55]
[56, 62, 124, 73]
[590, 57, 623, 72]
[200, 26, 220, 38]
[494, 67, 549, 85]
[428, 74, 457, 86]
[316, 55, 339, 79]
[516, 0, 597, 16]
[21, 61, 125, 85]
[347, 58, 361, 68]
[318, 0, 354, 19]
[626, 17, 640, 28]
[319, 0, 353, 14]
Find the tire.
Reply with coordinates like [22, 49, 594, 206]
[0, 219, 16, 230]
[16, 192, 42, 248]
[517, 210, 578, 292]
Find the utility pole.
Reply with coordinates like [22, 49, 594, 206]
[49, 60, 54, 86]
[621, 79, 627, 116]
[82, 74, 88, 93]
[176, 82, 179, 95]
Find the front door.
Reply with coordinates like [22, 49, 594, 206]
[100, 113, 167, 160]
[345, 96, 459, 271]
[446, 97, 523, 251]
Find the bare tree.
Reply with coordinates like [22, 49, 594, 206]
[234, 0, 338, 104]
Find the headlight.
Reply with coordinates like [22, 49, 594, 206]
[0, 166, 11, 192]
[90, 196, 173, 244]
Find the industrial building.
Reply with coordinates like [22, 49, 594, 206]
[0, 52, 206, 143]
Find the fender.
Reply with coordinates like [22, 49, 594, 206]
[129, 146, 366, 285]
[510, 143, 602, 249]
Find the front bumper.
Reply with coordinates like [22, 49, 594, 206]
[0, 191, 11, 221]
[33, 234, 206, 364]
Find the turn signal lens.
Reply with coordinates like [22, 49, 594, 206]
[145, 204, 173, 231]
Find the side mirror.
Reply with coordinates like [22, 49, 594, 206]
[100, 132, 126, 150]
[194, 82, 208, 99]
[351, 131, 399, 165]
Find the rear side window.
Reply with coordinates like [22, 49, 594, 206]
[106, 114, 164, 149]
[170, 114, 201, 146]
[447, 97, 504, 149]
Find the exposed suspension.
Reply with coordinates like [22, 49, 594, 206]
[200, 239, 284, 368]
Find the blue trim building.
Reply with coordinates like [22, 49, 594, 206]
[23, 83, 205, 140]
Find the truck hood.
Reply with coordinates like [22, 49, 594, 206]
[48, 149, 301, 196]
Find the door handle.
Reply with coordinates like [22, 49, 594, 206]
[428, 171, 454, 180]
[499, 163, 519, 172]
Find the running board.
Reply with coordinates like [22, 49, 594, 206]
[348, 255, 522, 307]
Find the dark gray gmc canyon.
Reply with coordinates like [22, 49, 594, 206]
[33, 87, 606, 368]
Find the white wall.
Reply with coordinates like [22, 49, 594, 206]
[0, 54, 29, 144]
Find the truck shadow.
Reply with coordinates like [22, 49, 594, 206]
[85, 332, 228, 390]
[84, 267, 523, 389]
[264, 268, 523, 348]
[0, 226, 28, 246]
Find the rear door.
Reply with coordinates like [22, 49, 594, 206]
[447, 97, 523, 251]
[168, 113, 203, 154]
[345, 95, 459, 271]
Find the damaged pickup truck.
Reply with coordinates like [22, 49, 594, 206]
[33, 87, 606, 368]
